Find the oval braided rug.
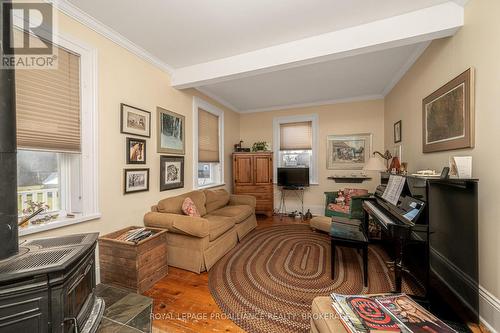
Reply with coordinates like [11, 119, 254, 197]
[208, 224, 423, 333]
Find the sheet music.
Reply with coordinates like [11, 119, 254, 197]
[382, 175, 405, 206]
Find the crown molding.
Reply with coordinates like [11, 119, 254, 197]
[50, 0, 174, 75]
[239, 94, 384, 114]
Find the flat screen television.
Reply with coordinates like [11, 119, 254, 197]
[277, 167, 309, 187]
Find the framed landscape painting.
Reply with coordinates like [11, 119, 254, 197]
[124, 168, 149, 194]
[327, 133, 372, 170]
[157, 107, 185, 155]
[120, 104, 151, 138]
[422, 68, 475, 153]
[160, 155, 184, 191]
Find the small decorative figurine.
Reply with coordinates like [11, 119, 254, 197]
[335, 190, 346, 207]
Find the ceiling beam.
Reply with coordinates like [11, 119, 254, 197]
[172, 1, 463, 89]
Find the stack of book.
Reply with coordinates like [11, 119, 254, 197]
[116, 227, 153, 243]
[331, 293, 456, 333]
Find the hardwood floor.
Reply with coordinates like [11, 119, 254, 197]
[143, 215, 487, 333]
[144, 215, 306, 333]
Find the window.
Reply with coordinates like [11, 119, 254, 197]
[273, 115, 318, 184]
[15, 31, 99, 236]
[193, 98, 224, 189]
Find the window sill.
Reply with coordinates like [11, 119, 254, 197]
[19, 213, 101, 237]
[196, 183, 226, 190]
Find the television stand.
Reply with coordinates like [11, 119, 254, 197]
[277, 186, 305, 220]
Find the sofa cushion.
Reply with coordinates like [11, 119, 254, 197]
[204, 189, 230, 214]
[205, 215, 236, 241]
[157, 190, 207, 216]
[182, 197, 201, 217]
[211, 205, 253, 223]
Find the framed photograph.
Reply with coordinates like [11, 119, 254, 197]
[120, 104, 151, 138]
[160, 155, 184, 191]
[124, 168, 149, 194]
[157, 107, 185, 154]
[422, 68, 475, 153]
[327, 133, 372, 170]
[126, 137, 146, 164]
[394, 120, 402, 143]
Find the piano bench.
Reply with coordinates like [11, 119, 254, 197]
[311, 216, 362, 233]
[330, 223, 369, 287]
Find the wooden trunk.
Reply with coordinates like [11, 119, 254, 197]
[99, 226, 168, 293]
[233, 152, 274, 216]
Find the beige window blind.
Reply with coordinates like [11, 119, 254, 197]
[15, 35, 81, 153]
[198, 108, 220, 162]
[280, 121, 312, 150]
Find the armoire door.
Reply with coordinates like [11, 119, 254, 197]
[254, 155, 272, 185]
[234, 155, 254, 185]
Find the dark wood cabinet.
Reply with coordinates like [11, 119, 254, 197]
[233, 152, 274, 216]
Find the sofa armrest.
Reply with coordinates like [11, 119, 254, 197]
[144, 212, 209, 238]
[229, 194, 256, 208]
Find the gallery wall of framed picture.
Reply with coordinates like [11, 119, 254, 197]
[160, 155, 184, 191]
[119, 103, 186, 194]
[126, 137, 146, 164]
[157, 107, 185, 155]
[124, 168, 150, 194]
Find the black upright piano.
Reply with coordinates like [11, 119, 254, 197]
[362, 173, 479, 323]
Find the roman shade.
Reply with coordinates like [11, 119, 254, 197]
[15, 39, 81, 153]
[198, 108, 220, 162]
[280, 121, 312, 150]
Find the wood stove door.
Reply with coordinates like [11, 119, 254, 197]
[61, 252, 96, 332]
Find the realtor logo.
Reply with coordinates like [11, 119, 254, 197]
[1, 1, 57, 69]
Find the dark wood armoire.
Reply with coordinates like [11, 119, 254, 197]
[232, 152, 274, 216]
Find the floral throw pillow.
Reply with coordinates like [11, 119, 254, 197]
[182, 197, 201, 217]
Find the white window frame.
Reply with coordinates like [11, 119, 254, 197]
[19, 31, 100, 236]
[273, 114, 319, 185]
[193, 97, 224, 189]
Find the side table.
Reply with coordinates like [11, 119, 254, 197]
[99, 226, 168, 293]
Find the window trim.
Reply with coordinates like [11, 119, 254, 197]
[273, 114, 319, 185]
[193, 97, 224, 189]
[19, 31, 100, 236]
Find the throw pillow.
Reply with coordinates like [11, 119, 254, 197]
[182, 197, 201, 217]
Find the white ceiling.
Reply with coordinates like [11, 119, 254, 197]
[62, 0, 465, 112]
[200, 43, 427, 112]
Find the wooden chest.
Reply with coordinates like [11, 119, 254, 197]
[99, 226, 168, 293]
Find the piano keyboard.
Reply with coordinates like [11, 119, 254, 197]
[364, 201, 396, 228]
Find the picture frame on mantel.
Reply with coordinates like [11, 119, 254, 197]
[422, 68, 475, 153]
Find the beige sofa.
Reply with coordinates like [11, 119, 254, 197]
[144, 188, 257, 273]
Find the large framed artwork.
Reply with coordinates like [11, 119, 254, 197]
[157, 107, 185, 155]
[120, 104, 151, 138]
[124, 168, 149, 194]
[422, 68, 475, 153]
[327, 133, 372, 170]
[160, 155, 184, 191]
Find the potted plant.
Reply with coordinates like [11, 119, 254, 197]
[252, 141, 269, 152]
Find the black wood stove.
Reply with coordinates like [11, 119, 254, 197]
[0, 233, 105, 332]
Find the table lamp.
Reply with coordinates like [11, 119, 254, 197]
[363, 152, 390, 172]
